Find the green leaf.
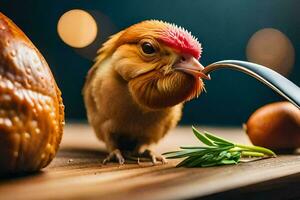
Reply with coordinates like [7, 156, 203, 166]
[180, 146, 213, 150]
[201, 161, 220, 167]
[164, 149, 201, 158]
[186, 153, 214, 167]
[219, 159, 238, 165]
[192, 126, 215, 146]
[177, 156, 197, 167]
[167, 146, 232, 159]
[162, 150, 182, 155]
[235, 144, 276, 157]
[212, 151, 227, 162]
[204, 131, 234, 146]
[225, 152, 232, 159]
[213, 141, 233, 147]
[231, 152, 241, 162]
[241, 151, 265, 157]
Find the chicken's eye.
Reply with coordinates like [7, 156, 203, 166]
[141, 42, 155, 54]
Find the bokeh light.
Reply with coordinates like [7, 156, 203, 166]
[73, 11, 117, 60]
[57, 9, 98, 48]
[246, 28, 295, 76]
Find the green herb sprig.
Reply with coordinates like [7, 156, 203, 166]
[163, 126, 276, 167]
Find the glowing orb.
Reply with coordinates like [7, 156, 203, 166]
[246, 28, 295, 76]
[57, 9, 98, 48]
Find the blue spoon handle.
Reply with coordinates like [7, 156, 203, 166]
[202, 60, 300, 109]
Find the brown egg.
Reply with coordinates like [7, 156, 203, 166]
[0, 13, 64, 174]
[245, 102, 300, 151]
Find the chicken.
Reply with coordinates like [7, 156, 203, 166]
[83, 20, 209, 164]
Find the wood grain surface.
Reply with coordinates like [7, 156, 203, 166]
[0, 124, 300, 200]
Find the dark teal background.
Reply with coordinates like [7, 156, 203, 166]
[1, 0, 299, 125]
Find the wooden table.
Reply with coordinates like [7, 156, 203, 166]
[1, 124, 300, 200]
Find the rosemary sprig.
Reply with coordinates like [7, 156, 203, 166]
[163, 126, 276, 167]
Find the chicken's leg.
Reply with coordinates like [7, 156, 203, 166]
[103, 149, 167, 165]
[139, 149, 167, 164]
[124, 149, 167, 165]
[102, 149, 125, 165]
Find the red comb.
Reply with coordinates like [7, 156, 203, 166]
[158, 23, 202, 59]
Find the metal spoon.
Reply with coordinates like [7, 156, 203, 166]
[202, 60, 300, 109]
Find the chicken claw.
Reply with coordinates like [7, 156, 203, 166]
[103, 149, 125, 165]
[139, 149, 167, 165]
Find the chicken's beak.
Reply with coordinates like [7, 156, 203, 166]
[174, 55, 211, 80]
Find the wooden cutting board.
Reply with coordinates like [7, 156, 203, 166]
[0, 124, 300, 200]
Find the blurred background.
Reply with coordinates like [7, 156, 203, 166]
[1, 0, 299, 125]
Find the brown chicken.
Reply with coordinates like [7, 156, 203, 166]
[83, 20, 209, 164]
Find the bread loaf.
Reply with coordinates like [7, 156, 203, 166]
[0, 13, 64, 174]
